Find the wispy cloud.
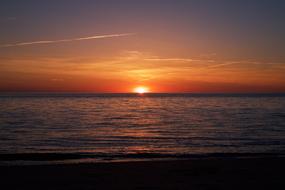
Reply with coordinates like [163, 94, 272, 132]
[129, 52, 285, 71]
[7, 17, 16, 21]
[0, 17, 16, 23]
[207, 62, 237, 68]
[0, 33, 134, 48]
[144, 58, 196, 62]
[207, 60, 263, 69]
[144, 58, 217, 63]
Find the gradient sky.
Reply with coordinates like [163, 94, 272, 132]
[0, 0, 285, 93]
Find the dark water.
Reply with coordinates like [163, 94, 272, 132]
[0, 93, 285, 164]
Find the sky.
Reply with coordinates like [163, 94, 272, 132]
[0, 0, 285, 93]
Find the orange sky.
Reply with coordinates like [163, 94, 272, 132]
[1, 50, 284, 93]
[0, 1, 285, 93]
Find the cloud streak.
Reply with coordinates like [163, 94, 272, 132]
[0, 33, 134, 48]
[144, 58, 196, 62]
[207, 62, 237, 68]
[0, 17, 16, 23]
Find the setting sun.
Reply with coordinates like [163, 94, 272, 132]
[133, 87, 149, 94]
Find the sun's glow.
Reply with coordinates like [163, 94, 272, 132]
[133, 86, 149, 94]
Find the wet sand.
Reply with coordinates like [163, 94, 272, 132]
[1, 157, 284, 190]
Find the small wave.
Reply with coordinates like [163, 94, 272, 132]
[1, 152, 284, 162]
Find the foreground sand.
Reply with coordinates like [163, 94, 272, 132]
[1, 157, 284, 190]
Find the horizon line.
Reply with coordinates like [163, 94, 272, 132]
[0, 92, 284, 95]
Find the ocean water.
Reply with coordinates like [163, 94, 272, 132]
[0, 93, 285, 164]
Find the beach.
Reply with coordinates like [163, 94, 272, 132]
[1, 156, 284, 190]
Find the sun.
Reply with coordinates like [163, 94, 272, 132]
[133, 86, 149, 94]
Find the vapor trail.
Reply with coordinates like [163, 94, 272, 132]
[0, 33, 134, 48]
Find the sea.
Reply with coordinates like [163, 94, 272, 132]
[0, 93, 285, 165]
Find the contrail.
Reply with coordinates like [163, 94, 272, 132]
[207, 62, 236, 68]
[0, 33, 134, 48]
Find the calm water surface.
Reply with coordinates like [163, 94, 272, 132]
[0, 93, 285, 163]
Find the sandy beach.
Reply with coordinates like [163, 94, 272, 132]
[1, 156, 284, 190]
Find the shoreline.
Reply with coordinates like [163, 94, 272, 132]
[1, 156, 284, 189]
